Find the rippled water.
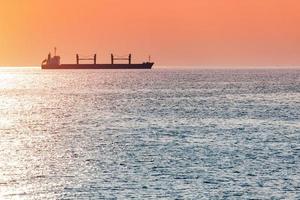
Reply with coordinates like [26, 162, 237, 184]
[0, 68, 299, 199]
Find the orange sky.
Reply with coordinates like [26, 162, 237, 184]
[0, 0, 300, 66]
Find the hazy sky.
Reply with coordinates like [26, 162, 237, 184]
[1, 0, 300, 66]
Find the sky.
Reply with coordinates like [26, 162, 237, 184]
[0, 0, 300, 66]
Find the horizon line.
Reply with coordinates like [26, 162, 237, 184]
[0, 65, 299, 70]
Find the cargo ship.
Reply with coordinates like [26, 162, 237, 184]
[41, 49, 154, 69]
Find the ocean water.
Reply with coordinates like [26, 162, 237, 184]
[0, 68, 299, 199]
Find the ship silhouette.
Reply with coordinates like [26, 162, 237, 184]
[42, 48, 154, 69]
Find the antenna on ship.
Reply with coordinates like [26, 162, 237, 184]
[148, 55, 151, 62]
[54, 47, 57, 56]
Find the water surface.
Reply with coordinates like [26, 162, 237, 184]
[0, 68, 299, 199]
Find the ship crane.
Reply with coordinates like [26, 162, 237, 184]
[76, 54, 97, 64]
[111, 54, 132, 64]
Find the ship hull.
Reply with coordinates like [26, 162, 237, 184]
[42, 63, 154, 69]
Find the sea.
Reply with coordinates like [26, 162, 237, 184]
[0, 68, 299, 199]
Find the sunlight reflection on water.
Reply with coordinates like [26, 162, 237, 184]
[0, 68, 299, 199]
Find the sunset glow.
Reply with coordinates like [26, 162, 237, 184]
[0, 1, 300, 198]
[1, 0, 300, 66]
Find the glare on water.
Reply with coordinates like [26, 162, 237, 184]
[0, 67, 299, 199]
